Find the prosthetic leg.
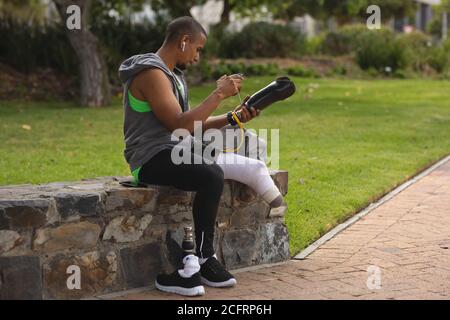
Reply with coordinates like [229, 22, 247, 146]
[178, 226, 201, 279]
[236, 76, 296, 120]
[216, 76, 294, 217]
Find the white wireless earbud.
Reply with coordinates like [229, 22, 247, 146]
[182, 42, 186, 52]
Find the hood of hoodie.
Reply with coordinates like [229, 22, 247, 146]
[118, 52, 179, 85]
[118, 52, 188, 109]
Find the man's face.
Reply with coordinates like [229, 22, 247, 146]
[176, 33, 207, 70]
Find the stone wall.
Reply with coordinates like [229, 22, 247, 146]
[0, 171, 289, 300]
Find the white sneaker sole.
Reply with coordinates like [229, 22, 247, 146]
[201, 276, 237, 288]
[155, 281, 205, 296]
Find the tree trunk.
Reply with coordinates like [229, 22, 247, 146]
[165, 0, 193, 17]
[210, 0, 234, 36]
[443, 12, 448, 41]
[220, 0, 232, 26]
[53, 0, 111, 107]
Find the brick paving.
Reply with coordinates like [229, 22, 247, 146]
[109, 158, 450, 300]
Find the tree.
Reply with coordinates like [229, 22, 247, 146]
[218, 0, 272, 27]
[278, 0, 416, 24]
[149, 0, 206, 18]
[90, 0, 147, 24]
[366, 0, 416, 19]
[150, 0, 272, 28]
[428, 0, 450, 40]
[53, 0, 111, 107]
[442, 0, 450, 40]
[0, 0, 48, 22]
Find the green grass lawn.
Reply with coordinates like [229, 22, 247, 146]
[1, 77, 450, 256]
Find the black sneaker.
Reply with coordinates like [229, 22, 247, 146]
[200, 257, 236, 288]
[155, 270, 205, 296]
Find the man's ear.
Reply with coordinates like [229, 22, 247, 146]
[180, 35, 190, 48]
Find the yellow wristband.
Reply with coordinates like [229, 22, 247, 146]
[222, 111, 245, 153]
[231, 112, 243, 129]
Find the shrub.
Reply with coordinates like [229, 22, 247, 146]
[211, 63, 232, 79]
[217, 22, 307, 59]
[285, 66, 320, 78]
[356, 29, 407, 72]
[393, 69, 407, 79]
[397, 31, 449, 74]
[321, 24, 369, 56]
[0, 18, 77, 75]
[443, 39, 450, 53]
[397, 31, 433, 72]
[203, 25, 225, 58]
[427, 46, 449, 73]
[330, 65, 347, 76]
[91, 16, 167, 84]
[210, 62, 281, 79]
[185, 60, 284, 84]
[305, 33, 326, 55]
[185, 59, 212, 85]
[427, 16, 443, 38]
[0, 15, 168, 84]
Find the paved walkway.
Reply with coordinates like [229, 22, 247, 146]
[108, 158, 450, 300]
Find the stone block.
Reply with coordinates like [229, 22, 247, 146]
[216, 206, 233, 229]
[0, 256, 42, 299]
[232, 182, 258, 207]
[33, 221, 101, 252]
[163, 229, 184, 271]
[259, 222, 290, 264]
[230, 202, 270, 228]
[54, 192, 105, 219]
[0, 210, 9, 229]
[156, 187, 193, 206]
[0, 230, 32, 257]
[105, 188, 157, 213]
[0, 230, 22, 254]
[42, 250, 118, 299]
[222, 229, 259, 269]
[103, 214, 153, 243]
[219, 182, 233, 208]
[0, 198, 57, 229]
[120, 243, 162, 289]
[163, 208, 193, 224]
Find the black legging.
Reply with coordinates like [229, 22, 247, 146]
[139, 148, 224, 259]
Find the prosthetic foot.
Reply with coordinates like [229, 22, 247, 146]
[269, 195, 288, 218]
[155, 227, 204, 296]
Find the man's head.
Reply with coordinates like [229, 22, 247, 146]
[164, 16, 207, 70]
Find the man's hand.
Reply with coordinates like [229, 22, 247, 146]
[234, 95, 260, 123]
[215, 74, 243, 100]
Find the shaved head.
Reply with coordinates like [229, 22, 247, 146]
[165, 16, 207, 43]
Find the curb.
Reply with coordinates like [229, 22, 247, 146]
[94, 261, 289, 300]
[294, 154, 450, 260]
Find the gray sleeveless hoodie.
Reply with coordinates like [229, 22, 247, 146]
[119, 53, 189, 172]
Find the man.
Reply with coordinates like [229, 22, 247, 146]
[119, 16, 286, 296]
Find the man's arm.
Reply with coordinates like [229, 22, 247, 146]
[131, 69, 241, 133]
[202, 99, 259, 131]
[203, 114, 229, 131]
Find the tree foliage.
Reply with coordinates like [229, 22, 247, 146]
[0, 0, 48, 22]
[276, 0, 416, 22]
[148, 0, 205, 18]
[90, 0, 147, 24]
